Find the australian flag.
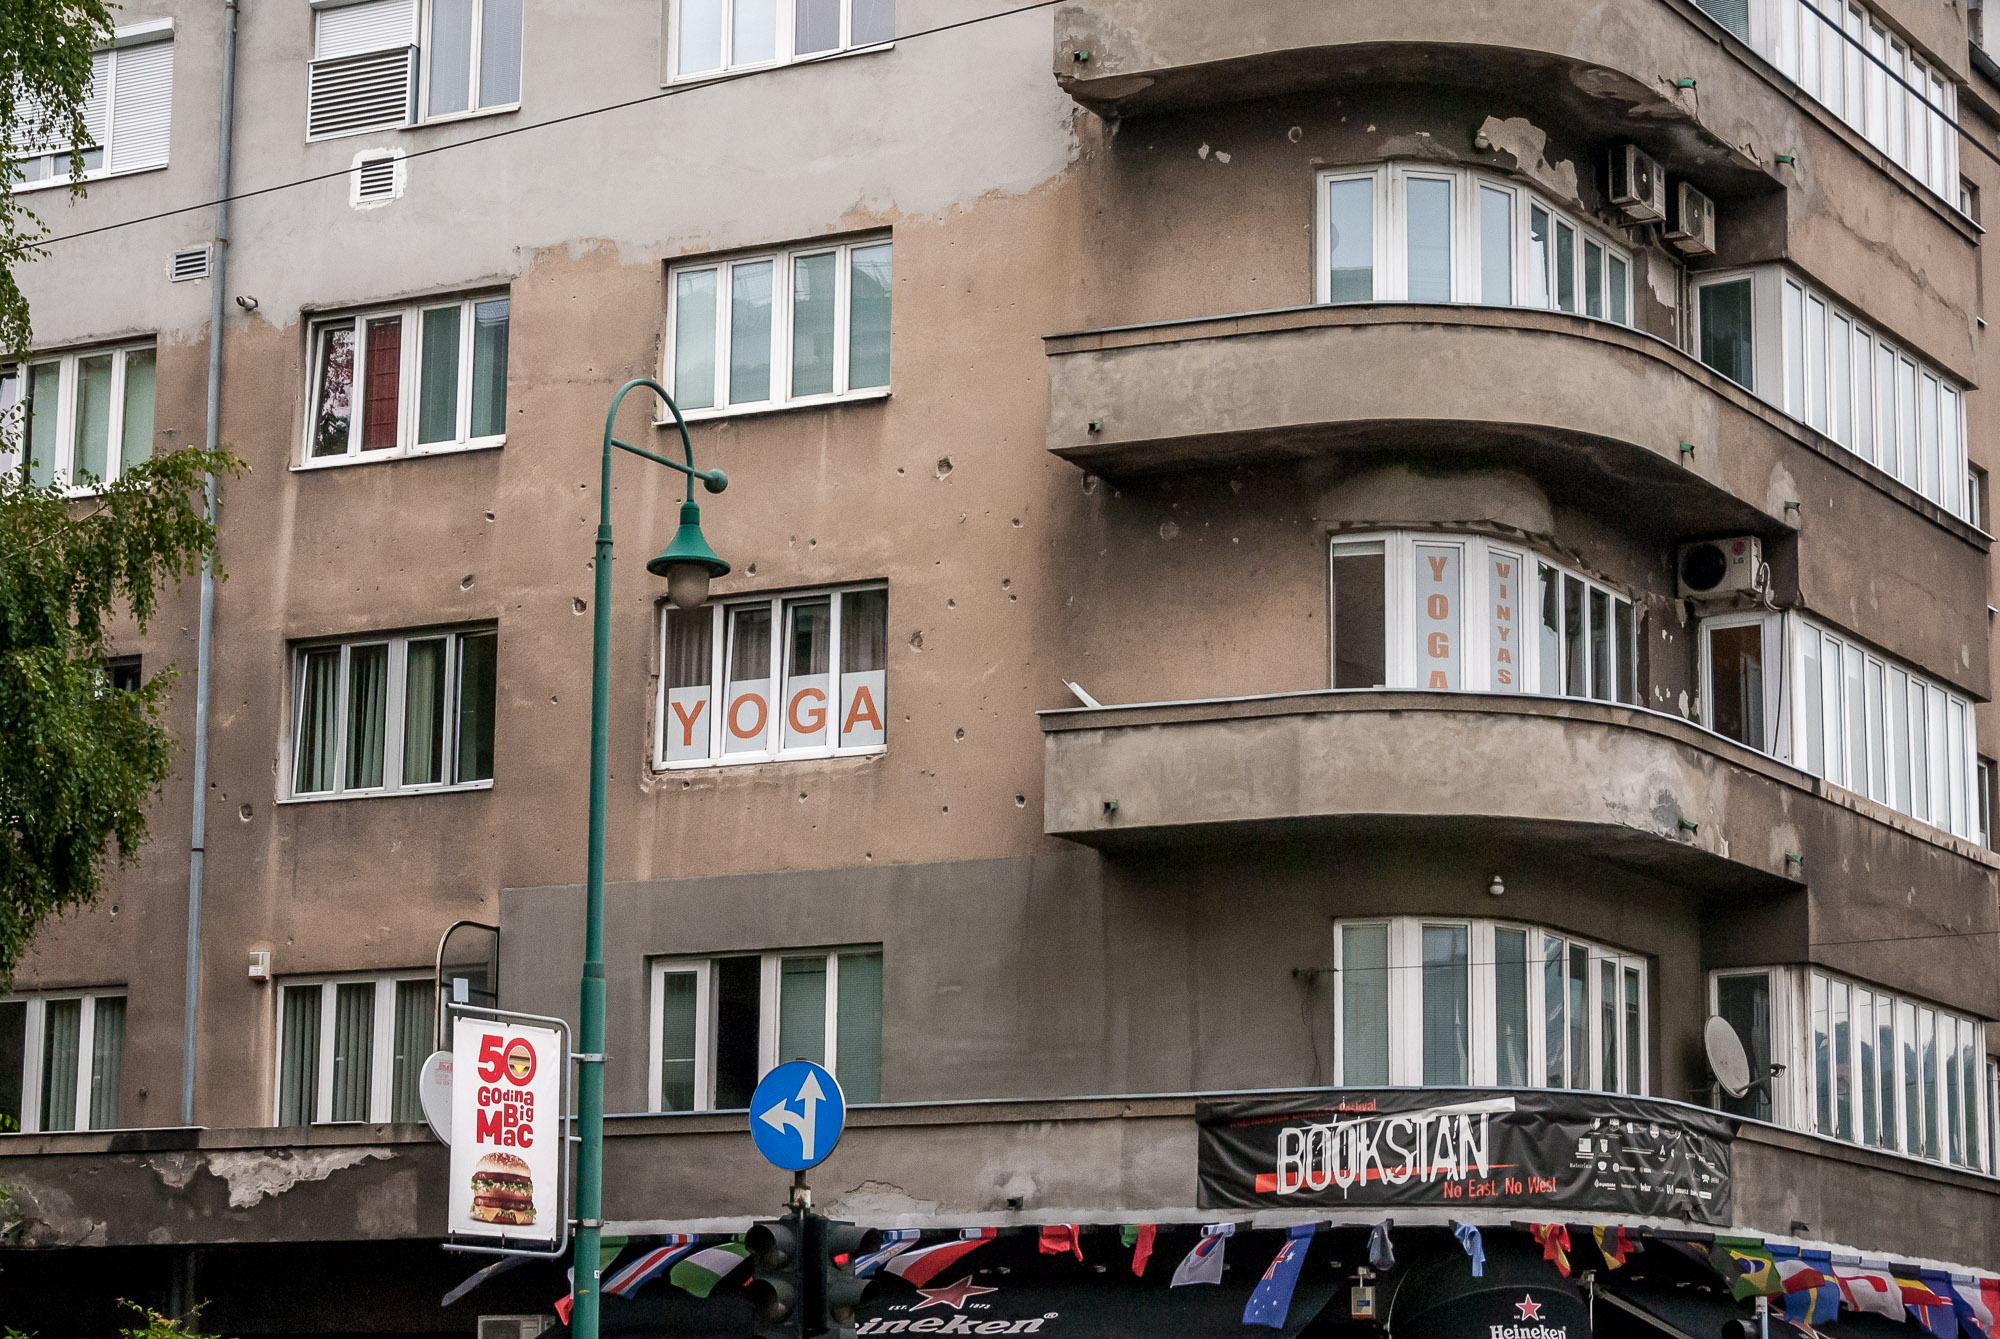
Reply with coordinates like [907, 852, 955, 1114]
[1243, 1225, 1317, 1330]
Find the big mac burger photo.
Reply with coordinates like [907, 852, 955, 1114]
[468, 1151, 536, 1226]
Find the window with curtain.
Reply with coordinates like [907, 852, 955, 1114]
[0, 992, 129, 1133]
[649, 947, 883, 1111]
[1, 343, 155, 489]
[423, 0, 521, 118]
[291, 627, 497, 799]
[667, 238, 891, 415]
[304, 294, 508, 463]
[277, 974, 431, 1125]
[1336, 918, 1647, 1092]
[671, 0, 892, 77]
[9, 25, 174, 190]
[659, 583, 888, 767]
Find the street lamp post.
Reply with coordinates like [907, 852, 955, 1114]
[573, 378, 731, 1339]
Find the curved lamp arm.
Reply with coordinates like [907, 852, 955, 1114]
[599, 377, 729, 504]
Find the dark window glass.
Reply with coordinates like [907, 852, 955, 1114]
[1331, 542, 1386, 688]
[713, 955, 762, 1109]
[0, 1000, 23, 1132]
[1700, 279, 1755, 390]
[1716, 974, 1771, 1119]
[108, 657, 141, 693]
[1709, 624, 1766, 750]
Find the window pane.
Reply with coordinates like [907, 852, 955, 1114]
[839, 588, 887, 749]
[1340, 925, 1389, 1084]
[1717, 974, 1771, 1120]
[1567, 944, 1587, 1090]
[73, 353, 113, 484]
[0, 1000, 23, 1132]
[330, 982, 374, 1122]
[1538, 564, 1560, 695]
[1589, 588, 1611, 701]
[38, 999, 80, 1132]
[470, 298, 509, 438]
[391, 981, 431, 1122]
[402, 637, 447, 785]
[1608, 254, 1628, 325]
[1922, 1006, 1939, 1158]
[677, 0, 723, 73]
[1494, 928, 1528, 1085]
[418, 306, 462, 444]
[295, 648, 342, 793]
[1832, 979, 1853, 1139]
[851, 0, 893, 44]
[361, 317, 402, 451]
[1898, 359, 1918, 488]
[119, 348, 155, 472]
[1478, 186, 1512, 305]
[1920, 374, 1941, 502]
[1527, 206, 1551, 307]
[1615, 599, 1637, 705]
[836, 950, 883, 1103]
[1326, 178, 1374, 302]
[1600, 960, 1618, 1090]
[1554, 221, 1576, 312]
[1858, 988, 1878, 1145]
[428, 0, 474, 115]
[796, 0, 839, 54]
[1543, 935, 1566, 1086]
[848, 244, 892, 391]
[664, 608, 716, 763]
[345, 643, 389, 790]
[724, 602, 774, 754]
[1624, 966, 1642, 1094]
[1812, 973, 1831, 1132]
[1489, 549, 1522, 693]
[311, 323, 356, 458]
[728, 260, 774, 404]
[280, 986, 322, 1126]
[1801, 630, 1825, 775]
[1879, 995, 1899, 1148]
[713, 955, 761, 1109]
[733, 0, 777, 64]
[1413, 543, 1461, 690]
[1583, 240, 1603, 320]
[1783, 283, 1804, 416]
[455, 630, 498, 783]
[1845, 645, 1867, 799]
[1900, 999, 1920, 1152]
[782, 596, 832, 750]
[24, 364, 55, 485]
[1405, 177, 1451, 302]
[1562, 575, 1584, 697]
[790, 252, 837, 397]
[1946, 1014, 1963, 1163]
[1708, 624, 1765, 750]
[673, 269, 719, 411]
[1700, 280, 1754, 389]
[659, 970, 699, 1111]
[1421, 925, 1469, 1085]
[88, 997, 124, 1129]
[1331, 541, 1386, 689]
[1830, 314, 1851, 445]
[1819, 632, 1844, 787]
[477, 0, 522, 107]
[1963, 1023, 1980, 1169]
[779, 956, 827, 1066]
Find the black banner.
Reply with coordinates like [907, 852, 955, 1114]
[1198, 1089, 1733, 1223]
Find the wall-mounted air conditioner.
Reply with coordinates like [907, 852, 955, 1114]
[1666, 181, 1717, 255]
[1609, 144, 1668, 222]
[1677, 537, 1763, 600]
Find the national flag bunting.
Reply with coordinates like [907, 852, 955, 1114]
[605, 1235, 700, 1298]
[1170, 1225, 1232, 1287]
[1242, 1225, 1316, 1330]
[442, 1255, 526, 1307]
[1910, 1270, 1960, 1338]
[1768, 1248, 1836, 1326]
[1367, 1220, 1395, 1272]
[1452, 1222, 1485, 1279]
[1531, 1224, 1571, 1278]
[1951, 1273, 2000, 1339]
[1833, 1265, 1905, 1320]
[1592, 1225, 1638, 1269]
[1714, 1244, 1783, 1301]
[854, 1228, 921, 1278]
[670, 1241, 751, 1299]
[885, 1229, 998, 1287]
[1039, 1224, 1083, 1261]
[555, 1236, 630, 1323]
[1120, 1224, 1157, 1277]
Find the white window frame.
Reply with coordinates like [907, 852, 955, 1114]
[299, 292, 509, 466]
[1698, 609, 1784, 756]
[272, 972, 429, 1126]
[664, 0, 894, 81]
[3, 342, 157, 493]
[1314, 164, 1633, 324]
[655, 581, 888, 769]
[11, 20, 175, 194]
[1331, 917, 1648, 1094]
[284, 625, 498, 801]
[1708, 968, 1796, 1127]
[0, 990, 127, 1134]
[646, 947, 881, 1112]
[1327, 530, 1640, 703]
[416, 0, 522, 123]
[662, 236, 892, 421]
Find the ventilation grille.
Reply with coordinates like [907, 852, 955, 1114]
[307, 45, 415, 140]
[351, 152, 402, 207]
[476, 1319, 550, 1339]
[169, 245, 210, 282]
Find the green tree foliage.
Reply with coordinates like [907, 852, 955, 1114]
[0, 446, 238, 985]
[0, 0, 116, 354]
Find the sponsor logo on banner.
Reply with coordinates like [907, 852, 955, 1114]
[448, 1016, 561, 1241]
[858, 1279, 1059, 1334]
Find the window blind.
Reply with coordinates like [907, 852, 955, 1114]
[106, 39, 173, 170]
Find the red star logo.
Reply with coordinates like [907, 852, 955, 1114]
[910, 1276, 1000, 1311]
[1514, 1296, 1545, 1321]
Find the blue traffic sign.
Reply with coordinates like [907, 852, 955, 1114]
[750, 1060, 847, 1171]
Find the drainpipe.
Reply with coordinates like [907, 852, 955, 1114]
[182, 0, 238, 1128]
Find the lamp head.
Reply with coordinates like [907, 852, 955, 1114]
[648, 500, 730, 610]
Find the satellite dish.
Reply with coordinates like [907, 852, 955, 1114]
[419, 1050, 454, 1142]
[1705, 1015, 1753, 1098]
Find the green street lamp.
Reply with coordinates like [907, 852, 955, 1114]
[572, 378, 729, 1339]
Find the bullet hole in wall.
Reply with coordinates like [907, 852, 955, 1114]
[947, 598, 957, 609]
[110, 904, 119, 918]
[897, 467, 906, 475]
[1011, 517, 1022, 527]
[573, 598, 587, 614]
[747, 563, 757, 576]
[955, 728, 965, 741]
[1289, 126, 1303, 142]
[1082, 474, 1099, 495]
[485, 511, 496, 521]
[1016, 795, 1027, 807]
[239, 804, 253, 822]
[1001, 579, 1012, 589]
[909, 630, 924, 651]
[1160, 520, 1182, 541]
[936, 457, 953, 479]
[461, 575, 474, 589]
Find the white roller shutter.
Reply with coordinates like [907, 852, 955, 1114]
[81, 49, 111, 149]
[309, 0, 417, 139]
[314, 0, 416, 59]
[106, 40, 172, 170]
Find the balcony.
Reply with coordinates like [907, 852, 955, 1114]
[1040, 690, 2000, 1012]
[1044, 304, 1989, 694]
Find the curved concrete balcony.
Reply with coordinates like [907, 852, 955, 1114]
[1040, 690, 2000, 1007]
[1045, 304, 1988, 692]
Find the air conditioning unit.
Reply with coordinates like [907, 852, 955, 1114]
[477, 1318, 551, 1339]
[1677, 537, 1763, 600]
[1666, 181, 1717, 255]
[1609, 144, 1668, 222]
